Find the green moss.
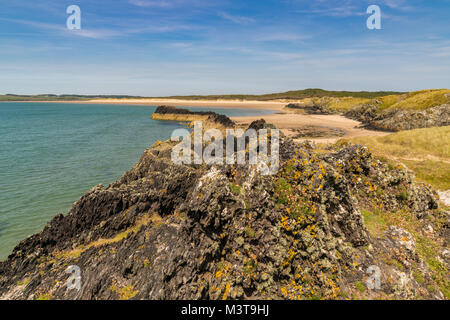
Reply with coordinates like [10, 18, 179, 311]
[230, 183, 241, 195]
[413, 269, 425, 284]
[361, 209, 387, 238]
[396, 191, 408, 202]
[274, 178, 292, 205]
[244, 259, 258, 274]
[16, 278, 31, 286]
[245, 226, 256, 238]
[36, 293, 52, 300]
[355, 281, 365, 293]
[386, 259, 404, 270]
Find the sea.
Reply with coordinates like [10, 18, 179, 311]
[0, 102, 274, 260]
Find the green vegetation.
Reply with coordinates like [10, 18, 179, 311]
[244, 226, 256, 238]
[344, 126, 450, 189]
[0, 88, 404, 102]
[274, 177, 292, 205]
[284, 96, 371, 112]
[16, 278, 31, 286]
[326, 97, 371, 111]
[230, 183, 242, 195]
[361, 205, 449, 299]
[375, 89, 450, 112]
[355, 281, 365, 293]
[54, 213, 153, 260]
[36, 293, 52, 300]
[110, 284, 138, 300]
[361, 209, 388, 238]
[166, 89, 404, 101]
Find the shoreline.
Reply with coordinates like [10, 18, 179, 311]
[7, 98, 391, 143]
[6, 99, 288, 111]
[231, 113, 390, 144]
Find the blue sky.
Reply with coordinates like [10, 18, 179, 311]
[0, 0, 449, 95]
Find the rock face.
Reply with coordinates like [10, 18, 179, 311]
[0, 121, 448, 300]
[345, 103, 450, 131]
[151, 106, 235, 127]
[285, 100, 336, 115]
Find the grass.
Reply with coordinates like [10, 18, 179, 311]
[286, 96, 371, 112]
[274, 177, 292, 205]
[0, 89, 404, 102]
[360, 204, 449, 298]
[166, 89, 404, 100]
[350, 126, 449, 159]
[401, 160, 450, 190]
[326, 97, 371, 111]
[355, 281, 366, 293]
[54, 213, 154, 259]
[16, 278, 31, 286]
[361, 209, 388, 238]
[376, 89, 450, 112]
[230, 183, 242, 195]
[36, 293, 52, 300]
[344, 126, 450, 189]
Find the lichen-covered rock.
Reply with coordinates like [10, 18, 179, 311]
[345, 103, 450, 131]
[0, 121, 448, 300]
[285, 99, 337, 115]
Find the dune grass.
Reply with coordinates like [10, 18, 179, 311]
[376, 89, 450, 112]
[343, 126, 450, 189]
[0, 89, 404, 102]
[326, 97, 371, 111]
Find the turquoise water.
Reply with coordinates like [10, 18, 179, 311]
[0, 102, 273, 260]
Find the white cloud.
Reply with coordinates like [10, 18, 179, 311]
[219, 12, 255, 25]
[255, 33, 310, 42]
[128, 0, 172, 7]
[431, 46, 450, 57]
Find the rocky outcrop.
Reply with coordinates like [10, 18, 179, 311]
[151, 106, 235, 128]
[345, 103, 450, 131]
[291, 126, 345, 139]
[284, 99, 336, 115]
[0, 121, 448, 300]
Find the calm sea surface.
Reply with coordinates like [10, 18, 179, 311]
[0, 102, 274, 260]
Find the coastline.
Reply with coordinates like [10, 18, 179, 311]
[14, 99, 288, 111]
[231, 113, 390, 143]
[13, 98, 391, 143]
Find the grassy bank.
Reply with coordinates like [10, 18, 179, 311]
[372, 89, 450, 112]
[0, 89, 404, 102]
[164, 89, 404, 101]
[341, 126, 450, 190]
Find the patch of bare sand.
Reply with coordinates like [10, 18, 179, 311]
[231, 113, 390, 144]
[437, 190, 450, 207]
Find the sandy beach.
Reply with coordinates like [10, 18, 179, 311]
[106, 98, 389, 143]
[231, 113, 390, 143]
[84, 98, 288, 111]
[30, 98, 390, 143]
[107, 98, 389, 143]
